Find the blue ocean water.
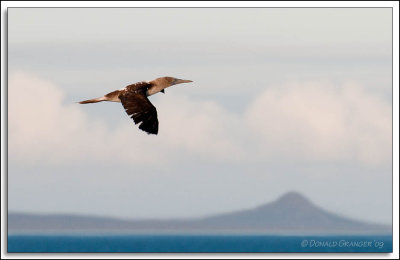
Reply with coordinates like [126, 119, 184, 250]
[8, 234, 392, 253]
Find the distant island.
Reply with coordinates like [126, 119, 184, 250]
[8, 192, 391, 235]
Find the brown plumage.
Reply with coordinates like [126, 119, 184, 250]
[79, 77, 193, 135]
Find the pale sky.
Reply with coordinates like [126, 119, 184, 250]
[7, 7, 393, 224]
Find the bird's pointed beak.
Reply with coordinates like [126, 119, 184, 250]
[173, 79, 193, 85]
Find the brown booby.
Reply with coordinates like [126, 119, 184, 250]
[79, 77, 193, 135]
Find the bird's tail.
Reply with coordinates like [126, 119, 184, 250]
[78, 97, 106, 104]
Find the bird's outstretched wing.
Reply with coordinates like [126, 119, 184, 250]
[119, 89, 158, 135]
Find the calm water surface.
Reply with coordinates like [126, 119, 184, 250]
[8, 234, 392, 253]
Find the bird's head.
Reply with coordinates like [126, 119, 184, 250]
[154, 76, 193, 87]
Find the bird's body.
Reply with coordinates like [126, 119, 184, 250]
[79, 77, 193, 135]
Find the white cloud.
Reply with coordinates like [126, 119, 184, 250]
[156, 94, 246, 161]
[8, 72, 242, 165]
[9, 72, 87, 163]
[245, 81, 392, 165]
[9, 73, 391, 167]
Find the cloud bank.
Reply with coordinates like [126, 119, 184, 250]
[9, 73, 391, 167]
[246, 81, 392, 165]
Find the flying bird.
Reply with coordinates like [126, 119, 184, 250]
[79, 76, 193, 135]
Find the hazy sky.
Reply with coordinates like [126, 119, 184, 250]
[8, 8, 393, 224]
